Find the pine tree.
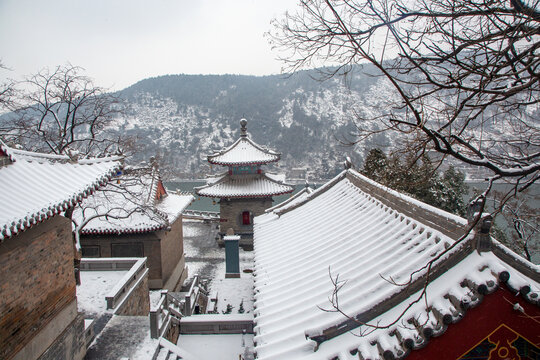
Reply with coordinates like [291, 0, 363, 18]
[361, 149, 468, 216]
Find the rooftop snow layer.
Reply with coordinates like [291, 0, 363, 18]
[252, 169, 540, 359]
[74, 169, 193, 235]
[0, 141, 122, 241]
[196, 173, 294, 198]
[207, 136, 280, 166]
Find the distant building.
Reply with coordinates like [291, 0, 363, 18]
[196, 119, 294, 248]
[75, 160, 193, 290]
[0, 141, 122, 360]
[253, 166, 539, 359]
[289, 167, 308, 181]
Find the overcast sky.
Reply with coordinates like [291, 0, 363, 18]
[0, 0, 297, 91]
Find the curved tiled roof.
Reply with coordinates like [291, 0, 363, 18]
[265, 185, 314, 213]
[0, 141, 123, 241]
[207, 136, 280, 166]
[74, 167, 194, 235]
[195, 173, 294, 198]
[252, 169, 539, 360]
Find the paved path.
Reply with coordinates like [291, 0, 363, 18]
[183, 220, 223, 280]
[85, 316, 152, 360]
[83, 220, 228, 359]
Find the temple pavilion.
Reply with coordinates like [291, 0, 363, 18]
[195, 119, 294, 248]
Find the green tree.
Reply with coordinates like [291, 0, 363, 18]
[362, 149, 388, 183]
[362, 149, 468, 216]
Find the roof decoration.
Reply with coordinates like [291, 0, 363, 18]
[207, 119, 280, 166]
[74, 165, 194, 235]
[195, 173, 294, 199]
[252, 169, 539, 359]
[0, 141, 123, 242]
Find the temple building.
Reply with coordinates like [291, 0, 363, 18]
[252, 165, 539, 359]
[0, 141, 122, 360]
[74, 160, 194, 290]
[196, 119, 294, 248]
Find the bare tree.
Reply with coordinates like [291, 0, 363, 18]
[269, 0, 539, 193]
[70, 163, 170, 250]
[0, 61, 16, 111]
[488, 186, 539, 261]
[0, 64, 128, 156]
[269, 0, 540, 339]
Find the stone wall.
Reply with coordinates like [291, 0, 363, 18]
[115, 270, 150, 316]
[0, 215, 80, 360]
[159, 216, 184, 290]
[219, 198, 273, 234]
[37, 314, 86, 360]
[80, 232, 163, 288]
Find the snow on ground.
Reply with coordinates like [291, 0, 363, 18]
[177, 334, 254, 360]
[85, 315, 151, 360]
[77, 270, 128, 315]
[183, 219, 209, 237]
[149, 289, 165, 309]
[183, 219, 255, 313]
[208, 256, 254, 314]
[130, 329, 159, 360]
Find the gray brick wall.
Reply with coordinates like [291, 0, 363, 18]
[38, 315, 86, 360]
[0, 216, 77, 360]
[219, 197, 273, 234]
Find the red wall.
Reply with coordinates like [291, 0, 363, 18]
[407, 285, 539, 359]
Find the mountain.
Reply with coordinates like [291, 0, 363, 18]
[112, 66, 399, 180]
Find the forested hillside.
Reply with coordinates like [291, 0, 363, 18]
[112, 67, 391, 179]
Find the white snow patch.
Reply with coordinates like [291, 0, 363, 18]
[77, 270, 128, 315]
[208, 252, 254, 314]
[176, 334, 254, 360]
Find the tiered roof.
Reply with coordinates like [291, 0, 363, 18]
[0, 141, 122, 241]
[197, 119, 294, 199]
[252, 169, 539, 359]
[207, 119, 280, 166]
[196, 172, 294, 198]
[74, 165, 193, 235]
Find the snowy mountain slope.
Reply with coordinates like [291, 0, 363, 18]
[113, 69, 397, 179]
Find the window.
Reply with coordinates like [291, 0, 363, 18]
[81, 246, 100, 257]
[111, 243, 144, 257]
[242, 211, 251, 225]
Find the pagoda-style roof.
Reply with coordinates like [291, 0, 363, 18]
[195, 172, 294, 199]
[252, 169, 539, 359]
[0, 141, 122, 241]
[207, 119, 280, 166]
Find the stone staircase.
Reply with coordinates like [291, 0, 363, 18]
[154, 338, 194, 360]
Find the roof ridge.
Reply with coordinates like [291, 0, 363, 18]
[273, 170, 348, 216]
[0, 139, 124, 165]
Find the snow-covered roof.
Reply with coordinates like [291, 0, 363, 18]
[195, 173, 294, 198]
[0, 141, 123, 241]
[264, 185, 314, 213]
[252, 169, 539, 359]
[207, 120, 280, 166]
[74, 166, 194, 235]
[207, 137, 280, 166]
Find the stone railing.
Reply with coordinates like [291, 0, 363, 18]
[149, 275, 203, 339]
[80, 257, 149, 313]
[80, 257, 144, 271]
[179, 314, 254, 334]
[183, 210, 220, 221]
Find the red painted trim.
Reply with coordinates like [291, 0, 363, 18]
[208, 158, 280, 166]
[406, 285, 540, 360]
[198, 189, 294, 199]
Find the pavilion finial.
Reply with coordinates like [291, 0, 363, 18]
[240, 118, 248, 137]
